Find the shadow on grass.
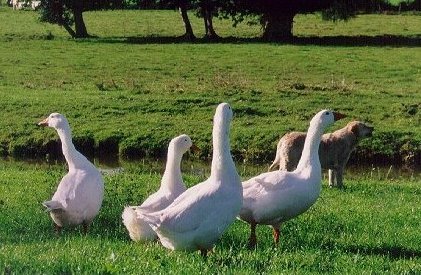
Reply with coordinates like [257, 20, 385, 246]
[292, 35, 421, 47]
[78, 34, 421, 47]
[318, 239, 420, 260]
[344, 244, 421, 260]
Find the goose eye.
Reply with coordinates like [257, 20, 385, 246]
[325, 112, 330, 116]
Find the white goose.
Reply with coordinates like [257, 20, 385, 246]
[38, 113, 104, 233]
[239, 110, 346, 247]
[122, 134, 197, 242]
[139, 103, 243, 257]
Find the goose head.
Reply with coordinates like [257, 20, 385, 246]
[38, 113, 69, 130]
[169, 134, 198, 155]
[214, 103, 233, 129]
[311, 109, 346, 129]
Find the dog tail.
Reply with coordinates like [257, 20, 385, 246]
[268, 138, 283, 171]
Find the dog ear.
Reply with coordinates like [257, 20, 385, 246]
[349, 122, 360, 137]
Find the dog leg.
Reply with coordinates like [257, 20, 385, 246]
[336, 167, 344, 188]
[328, 169, 336, 187]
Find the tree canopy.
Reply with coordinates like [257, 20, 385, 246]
[39, 0, 123, 38]
[38, 0, 420, 40]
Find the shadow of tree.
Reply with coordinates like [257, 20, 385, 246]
[343, 243, 421, 260]
[78, 35, 264, 45]
[293, 35, 421, 47]
[79, 34, 421, 47]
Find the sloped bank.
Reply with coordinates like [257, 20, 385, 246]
[2, 130, 420, 167]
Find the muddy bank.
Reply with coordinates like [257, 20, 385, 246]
[3, 135, 420, 168]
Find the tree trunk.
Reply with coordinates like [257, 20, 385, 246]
[61, 22, 77, 38]
[203, 8, 219, 40]
[51, 0, 76, 38]
[262, 12, 295, 41]
[178, 1, 195, 41]
[73, 6, 88, 38]
[56, 15, 76, 38]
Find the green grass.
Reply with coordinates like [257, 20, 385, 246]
[0, 6, 420, 273]
[0, 7, 420, 163]
[1, 6, 420, 273]
[0, 161, 420, 273]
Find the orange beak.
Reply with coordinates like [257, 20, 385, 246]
[333, 112, 346, 121]
[38, 117, 49, 127]
[190, 144, 200, 153]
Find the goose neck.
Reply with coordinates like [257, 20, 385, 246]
[295, 122, 323, 174]
[211, 121, 236, 180]
[56, 127, 78, 170]
[161, 148, 183, 191]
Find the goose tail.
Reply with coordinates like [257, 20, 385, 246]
[135, 209, 161, 231]
[42, 200, 64, 212]
[122, 206, 156, 242]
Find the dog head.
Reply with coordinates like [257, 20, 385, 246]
[348, 121, 374, 139]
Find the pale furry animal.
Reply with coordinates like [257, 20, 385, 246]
[31, 1, 41, 10]
[269, 121, 373, 188]
[12, 0, 19, 10]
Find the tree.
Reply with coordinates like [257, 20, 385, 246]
[221, 0, 396, 41]
[39, 0, 86, 38]
[154, 0, 195, 40]
[194, 0, 223, 39]
[39, 0, 122, 38]
[158, 0, 227, 40]
[178, 0, 196, 40]
[394, 0, 421, 11]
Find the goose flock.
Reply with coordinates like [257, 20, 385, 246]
[38, 103, 346, 257]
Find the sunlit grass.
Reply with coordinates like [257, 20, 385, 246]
[0, 5, 420, 273]
[0, 8, 420, 162]
[0, 161, 419, 273]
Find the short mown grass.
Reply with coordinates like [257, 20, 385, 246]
[0, 7, 420, 163]
[1, 4, 420, 274]
[0, 161, 419, 273]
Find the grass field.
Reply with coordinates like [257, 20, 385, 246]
[0, 7, 420, 273]
[0, 161, 419, 273]
[0, 7, 420, 163]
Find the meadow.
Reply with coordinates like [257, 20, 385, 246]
[0, 6, 420, 163]
[0, 5, 420, 274]
[0, 161, 420, 274]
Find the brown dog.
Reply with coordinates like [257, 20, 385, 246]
[269, 121, 374, 188]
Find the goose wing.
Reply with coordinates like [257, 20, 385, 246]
[145, 180, 218, 234]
